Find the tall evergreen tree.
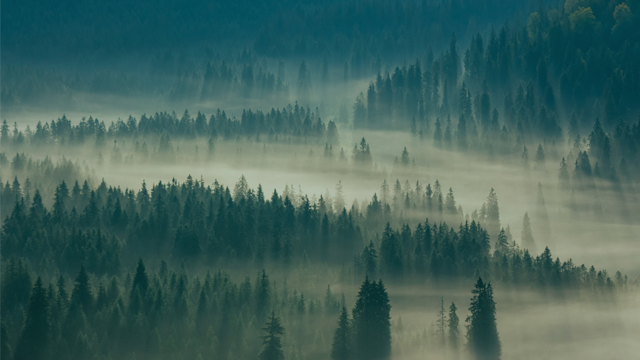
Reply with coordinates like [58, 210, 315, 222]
[69, 265, 94, 317]
[131, 258, 149, 299]
[14, 277, 51, 360]
[485, 188, 500, 241]
[466, 278, 501, 360]
[259, 312, 285, 360]
[448, 302, 459, 352]
[352, 278, 391, 360]
[255, 270, 271, 324]
[331, 306, 353, 360]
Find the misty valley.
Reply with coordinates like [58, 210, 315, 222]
[1, 0, 640, 360]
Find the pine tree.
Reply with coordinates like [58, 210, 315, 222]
[494, 228, 510, 256]
[259, 312, 285, 360]
[131, 258, 149, 299]
[70, 265, 94, 317]
[448, 302, 459, 352]
[255, 270, 271, 325]
[466, 278, 501, 360]
[331, 306, 353, 360]
[485, 188, 500, 241]
[352, 278, 391, 360]
[14, 277, 51, 360]
[195, 288, 208, 338]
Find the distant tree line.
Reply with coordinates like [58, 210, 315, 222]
[1, 105, 340, 149]
[1, 52, 290, 111]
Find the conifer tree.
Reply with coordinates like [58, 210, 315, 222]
[70, 265, 94, 317]
[259, 312, 285, 360]
[534, 144, 546, 171]
[466, 278, 501, 360]
[352, 278, 391, 360]
[494, 228, 510, 256]
[131, 258, 149, 299]
[448, 302, 459, 352]
[521, 146, 529, 172]
[485, 188, 500, 241]
[14, 277, 51, 360]
[331, 306, 353, 360]
[255, 270, 271, 325]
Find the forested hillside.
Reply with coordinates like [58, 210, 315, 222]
[2, 0, 640, 359]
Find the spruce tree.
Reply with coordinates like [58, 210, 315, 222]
[14, 277, 51, 360]
[448, 302, 459, 352]
[352, 278, 391, 360]
[485, 188, 500, 241]
[255, 270, 271, 324]
[70, 265, 94, 317]
[466, 278, 501, 360]
[259, 312, 285, 360]
[331, 306, 353, 360]
[131, 258, 149, 299]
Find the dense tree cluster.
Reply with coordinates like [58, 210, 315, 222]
[3, 0, 639, 359]
[355, 71, 639, 181]
[330, 277, 391, 360]
[254, 0, 544, 62]
[352, 220, 624, 297]
[2, 260, 340, 360]
[0, 175, 366, 277]
[1, 174, 626, 297]
[354, 0, 640, 130]
[466, 278, 501, 360]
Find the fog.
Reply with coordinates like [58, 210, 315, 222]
[2, 1, 640, 360]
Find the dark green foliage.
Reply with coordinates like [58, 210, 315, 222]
[352, 278, 391, 360]
[331, 306, 353, 360]
[69, 265, 94, 317]
[131, 259, 149, 299]
[466, 278, 501, 360]
[14, 277, 50, 360]
[259, 312, 285, 360]
[380, 224, 403, 278]
[1, 323, 11, 360]
[256, 270, 271, 324]
[448, 302, 459, 351]
[0, 174, 626, 360]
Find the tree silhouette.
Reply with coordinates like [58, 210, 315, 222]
[259, 312, 285, 360]
[466, 278, 501, 360]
